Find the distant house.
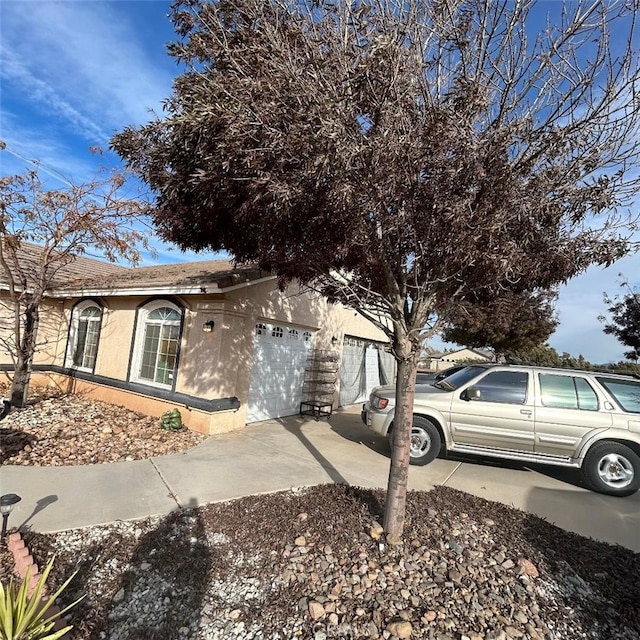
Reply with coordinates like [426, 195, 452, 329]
[0, 244, 395, 434]
[427, 347, 493, 372]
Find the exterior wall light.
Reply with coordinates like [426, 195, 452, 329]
[331, 336, 339, 346]
[203, 320, 216, 333]
[1, 493, 21, 538]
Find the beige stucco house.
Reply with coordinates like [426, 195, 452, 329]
[0, 245, 394, 434]
[426, 347, 492, 372]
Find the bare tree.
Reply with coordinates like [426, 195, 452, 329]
[113, 0, 640, 538]
[0, 168, 151, 408]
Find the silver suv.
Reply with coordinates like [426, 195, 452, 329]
[362, 364, 640, 497]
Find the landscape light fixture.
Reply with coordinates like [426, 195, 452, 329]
[202, 320, 216, 333]
[1, 493, 21, 538]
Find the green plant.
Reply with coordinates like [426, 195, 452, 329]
[0, 556, 83, 640]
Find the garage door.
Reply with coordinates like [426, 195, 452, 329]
[339, 337, 395, 406]
[246, 322, 315, 423]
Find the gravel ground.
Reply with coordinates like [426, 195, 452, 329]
[1, 388, 638, 640]
[0, 385, 207, 466]
[6, 485, 639, 640]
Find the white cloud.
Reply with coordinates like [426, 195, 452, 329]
[0, 1, 174, 141]
[1, 46, 109, 143]
[0, 109, 100, 183]
[1, 1, 177, 187]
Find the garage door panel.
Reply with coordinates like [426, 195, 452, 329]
[247, 323, 314, 423]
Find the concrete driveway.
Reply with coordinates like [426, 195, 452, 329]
[250, 406, 639, 552]
[1, 406, 638, 551]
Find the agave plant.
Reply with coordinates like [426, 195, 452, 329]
[0, 556, 83, 640]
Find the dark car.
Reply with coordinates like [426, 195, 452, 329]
[416, 365, 470, 385]
[433, 364, 470, 381]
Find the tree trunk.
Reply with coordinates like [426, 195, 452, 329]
[10, 353, 31, 408]
[10, 303, 39, 409]
[383, 350, 418, 540]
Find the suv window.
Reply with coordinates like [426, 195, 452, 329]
[469, 371, 528, 404]
[539, 374, 599, 411]
[595, 377, 640, 414]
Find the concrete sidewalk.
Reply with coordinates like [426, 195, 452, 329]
[1, 407, 638, 551]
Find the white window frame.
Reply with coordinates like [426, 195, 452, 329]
[130, 300, 183, 389]
[66, 300, 103, 372]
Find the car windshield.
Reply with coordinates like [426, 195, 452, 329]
[433, 365, 489, 391]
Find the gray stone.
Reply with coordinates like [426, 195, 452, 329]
[448, 539, 465, 555]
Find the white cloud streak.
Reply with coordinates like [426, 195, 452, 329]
[0, 110, 95, 182]
[0, 0, 174, 142]
[1, 46, 109, 143]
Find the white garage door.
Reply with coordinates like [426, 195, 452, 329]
[246, 322, 315, 423]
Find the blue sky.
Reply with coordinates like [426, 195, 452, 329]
[1, 0, 638, 364]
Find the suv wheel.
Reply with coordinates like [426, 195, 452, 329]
[581, 441, 640, 497]
[389, 416, 442, 466]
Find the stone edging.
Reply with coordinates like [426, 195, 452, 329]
[6, 532, 68, 632]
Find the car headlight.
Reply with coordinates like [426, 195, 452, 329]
[371, 396, 389, 410]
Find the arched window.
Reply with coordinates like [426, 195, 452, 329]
[131, 301, 183, 388]
[255, 323, 267, 335]
[67, 301, 103, 372]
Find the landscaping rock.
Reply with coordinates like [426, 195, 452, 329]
[0, 385, 207, 466]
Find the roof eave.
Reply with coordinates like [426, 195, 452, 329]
[48, 274, 277, 298]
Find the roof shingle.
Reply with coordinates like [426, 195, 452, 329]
[64, 259, 267, 292]
[0, 241, 267, 293]
[0, 241, 127, 289]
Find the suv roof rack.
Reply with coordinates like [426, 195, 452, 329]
[503, 362, 640, 380]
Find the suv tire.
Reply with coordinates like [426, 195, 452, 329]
[389, 416, 442, 466]
[581, 441, 640, 497]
